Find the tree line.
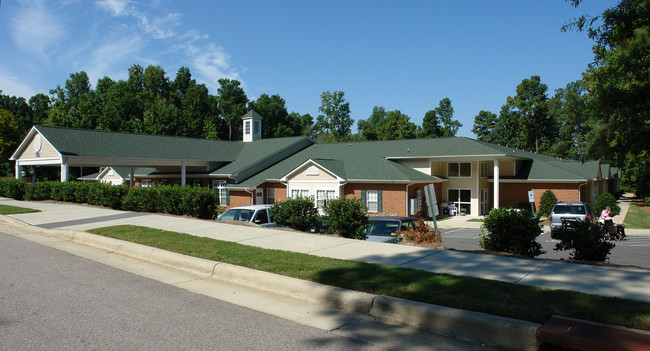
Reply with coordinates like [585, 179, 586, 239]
[0, 64, 464, 175]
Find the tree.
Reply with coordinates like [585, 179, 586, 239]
[29, 93, 51, 127]
[217, 79, 248, 140]
[419, 109, 442, 138]
[507, 76, 553, 153]
[564, 0, 650, 195]
[547, 81, 592, 160]
[315, 90, 353, 142]
[435, 98, 462, 137]
[247, 94, 302, 138]
[0, 110, 20, 176]
[357, 106, 386, 140]
[472, 110, 498, 141]
[539, 190, 558, 217]
[0, 93, 32, 136]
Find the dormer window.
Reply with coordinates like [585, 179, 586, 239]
[245, 121, 251, 135]
[253, 121, 260, 136]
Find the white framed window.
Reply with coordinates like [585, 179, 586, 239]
[448, 162, 471, 177]
[267, 188, 275, 204]
[141, 179, 153, 187]
[316, 189, 336, 209]
[448, 188, 472, 215]
[366, 190, 379, 212]
[213, 180, 229, 206]
[480, 162, 488, 178]
[290, 189, 310, 198]
[245, 121, 251, 135]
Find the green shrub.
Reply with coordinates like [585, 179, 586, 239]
[593, 192, 620, 217]
[538, 189, 558, 217]
[121, 186, 159, 213]
[479, 208, 545, 257]
[0, 178, 27, 200]
[183, 187, 218, 220]
[553, 220, 615, 262]
[24, 181, 56, 200]
[272, 196, 318, 232]
[645, 197, 650, 207]
[323, 198, 369, 240]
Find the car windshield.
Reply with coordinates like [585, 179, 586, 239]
[366, 220, 401, 237]
[553, 205, 586, 215]
[219, 209, 255, 222]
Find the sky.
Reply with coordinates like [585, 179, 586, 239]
[0, 0, 613, 138]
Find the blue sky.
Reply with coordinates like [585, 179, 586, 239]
[0, 0, 612, 137]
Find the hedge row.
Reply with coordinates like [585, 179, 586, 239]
[0, 178, 218, 220]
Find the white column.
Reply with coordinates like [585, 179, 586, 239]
[493, 159, 499, 209]
[15, 162, 22, 180]
[130, 168, 135, 188]
[181, 163, 186, 186]
[60, 162, 69, 182]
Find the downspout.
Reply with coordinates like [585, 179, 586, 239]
[405, 183, 413, 217]
[245, 188, 255, 205]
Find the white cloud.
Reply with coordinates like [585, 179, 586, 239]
[95, 0, 130, 16]
[188, 43, 242, 91]
[10, 0, 67, 58]
[137, 12, 182, 39]
[85, 35, 144, 84]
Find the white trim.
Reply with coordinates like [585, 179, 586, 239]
[280, 159, 345, 182]
[287, 180, 341, 184]
[15, 157, 62, 165]
[315, 187, 337, 209]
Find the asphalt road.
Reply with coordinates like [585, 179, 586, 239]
[441, 228, 650, 269]
[0, 231, 385, 351]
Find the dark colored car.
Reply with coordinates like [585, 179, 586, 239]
[365, 216, 420, 243]
[549, 202, 592, 239]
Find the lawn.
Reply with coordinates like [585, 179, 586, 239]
[623, 201, 650, 229]
[0, 204, 40, 215]
[88, 224, 650, 331]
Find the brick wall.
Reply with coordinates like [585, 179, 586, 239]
[229, 190, 252, 207]
[498, 183, 581, 209]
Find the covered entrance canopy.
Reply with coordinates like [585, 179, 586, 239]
[10, 126, 239, 185]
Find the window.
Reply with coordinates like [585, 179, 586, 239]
[362, 190, 382, 212]
[267, 188, 275, 204]
[214, 180, 229, 206]
[316, 190, 336, 209]
[480, 162, 488, 178]
[291, 189, 309, 198]
[193, 180, 201, 187]
[245, 121, 251, 135]
[141, 180, 152, 187]
[448, 162, 471, 177]
[253, 121, 260, 136]
[448, 188, 471, 215]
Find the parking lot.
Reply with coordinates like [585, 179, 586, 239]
[441, 228, 650, 269]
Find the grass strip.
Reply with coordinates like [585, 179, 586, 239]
[88, 224, 650, 331]
[624, 202, 650, 229]
[0, 204, 40, 215]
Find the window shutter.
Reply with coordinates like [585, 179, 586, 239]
[361, 190, 367, 211]
[377, 190, 383, 212]
[225, 189, 230, 206]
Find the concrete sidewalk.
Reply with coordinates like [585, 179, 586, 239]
[2, 197, 649, 303]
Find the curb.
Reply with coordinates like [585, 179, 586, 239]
[0, 216, 539, 350]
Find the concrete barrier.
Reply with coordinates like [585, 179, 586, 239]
[370, 295, 540, 351]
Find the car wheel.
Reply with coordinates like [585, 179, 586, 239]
[550, 229, 556, 239]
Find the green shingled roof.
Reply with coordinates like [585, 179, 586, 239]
[36, 125, 243, 161]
